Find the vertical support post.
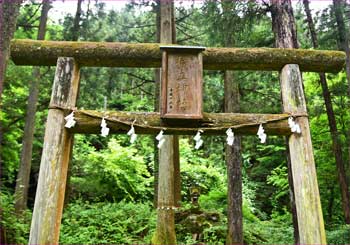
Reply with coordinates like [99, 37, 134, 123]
[29, 57, 80, 244]
[224, 69, 243, 244]
[152, 0, 178, 244]
[153, 139, 177, 244]
[280, 64, 326, 244]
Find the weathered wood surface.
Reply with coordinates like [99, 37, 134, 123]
[225, 69, 243, 244]
[152, 1, 177, 244]
[29, 57, 80, 244]
[160, 47, 204, 119]
[67, 110, 292, 135]
[10, 39, 345, 72]
[153, 137, 177, 244]
[280, 64, 326, 244]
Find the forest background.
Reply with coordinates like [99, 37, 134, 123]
[1, 0, 350, 244]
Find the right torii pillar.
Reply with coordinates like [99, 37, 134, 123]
[281, 64, 326, 244]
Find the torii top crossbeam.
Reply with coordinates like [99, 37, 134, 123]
[10, 39, 345, 73]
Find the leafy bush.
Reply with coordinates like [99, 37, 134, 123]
[327, 225, 350, 244]
[267, 165, 289, 211]
[199, 188, 227, 213]
[60, 200, 156, 244]
[179, 138, 225, 201]
[0, 191, 31, 244]
[71, 137, 153, 202]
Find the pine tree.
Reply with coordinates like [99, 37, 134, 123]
[15, 0, 52, 214]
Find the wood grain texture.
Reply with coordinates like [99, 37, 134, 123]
[280, 64, 326, 244]
[29, 57, 80, 244]
[160, 49, 203, 119]
[67, 110, 292, 135]
[153, 137, 177, 244]
[10, 39, 345, 72]
[152, 1, 177, 244]
[224, 69, 243, 245]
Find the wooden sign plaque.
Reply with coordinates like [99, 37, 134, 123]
[160, 46, 205, 121]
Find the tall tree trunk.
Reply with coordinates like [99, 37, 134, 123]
[72, 0, 83, 41]
[224, 70, 243, 244]
[152, 0, 178, 243]
[305, 0, 350, 224]
[221, 1, 243, 244]
[0, 1, 22, 242]
[0, 0, 22, 174]
[0, 0, 22, 99]
[327, 184, 335, 223]
[302, 0, 318, 48]
[270, 1, 300, 243]
[14, 0, 51, 215]
[333, 0, 350, 98]
[333, 0, 350, 217]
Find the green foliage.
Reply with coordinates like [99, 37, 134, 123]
[1, 64, 30, 185]
[199, 188, 227, 213]
[267, 165, 289, 209]
[244, 140, 288, 218]
[179, 138, 225, 201]
[71, 136, 152, 202]
[327, 225, 350, 244]
[0, 191, 31, 244]
[304, 71, 350, 223]
[60, 200, 156, 244]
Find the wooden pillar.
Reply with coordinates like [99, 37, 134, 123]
[29, 57, 80, 244]
[280, 64, 326, 244]
[152, 0, 178, 244]
[153, 138, 177, 244]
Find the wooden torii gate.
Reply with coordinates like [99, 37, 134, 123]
[10, 39, 346, 244]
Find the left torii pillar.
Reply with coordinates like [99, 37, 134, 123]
[29, 57, 80, 244]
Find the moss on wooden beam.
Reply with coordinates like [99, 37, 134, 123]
[10, 39, 345, 72]
[67, 110, 293, 135]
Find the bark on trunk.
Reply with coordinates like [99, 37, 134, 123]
[0, 0, 22, 98]
[270, 1, 300, 243]
[333, 0, 350, 222]
[0, 0, 22, 177]
[271, 0, 299, 49]
[0, 2, 22, 242]
[221, 1, 243, 244]
[303, 0, 318, 48]
[72, 0, 83, 41]
[224, 71, 243, 245]
[333, 0, 350, 97]
[152, 0, 178, 243]
[10, 39, 346, 73]
[327, 184, 335, 223]
[14, 0, 51, 215]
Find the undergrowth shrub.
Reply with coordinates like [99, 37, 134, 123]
[0, 191, 31, 244]
[327, 225, 350, 244]
[59, 200, 156, 244]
